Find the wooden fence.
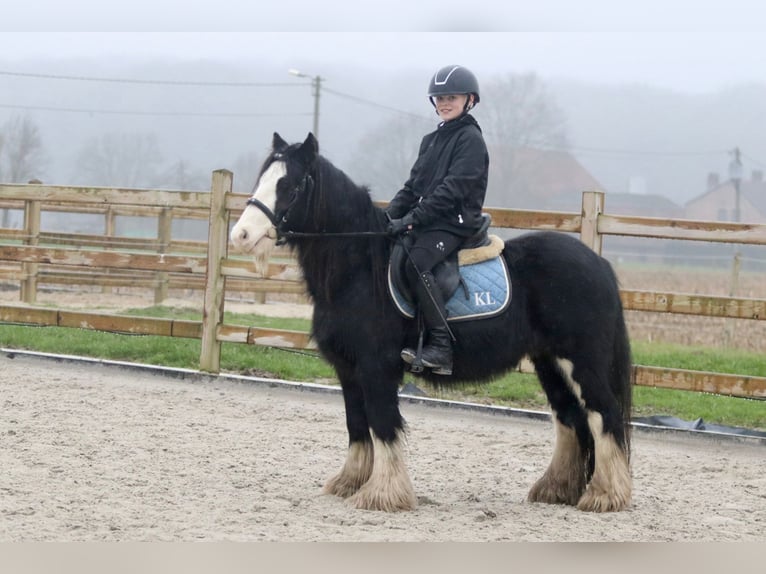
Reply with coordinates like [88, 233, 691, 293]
[1, 173, 765, 399]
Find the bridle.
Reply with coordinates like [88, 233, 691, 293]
[245, 160, 389, 244]
[245, 170, 314, 245]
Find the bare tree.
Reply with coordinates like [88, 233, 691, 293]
[1, 115, 47, 228]
[477, 72, 571, 208]
[158, 159, 209, 191]
[345, 73, 570, 209]
[1, 114, 46, 183]
[0, 131, 5, 228]
[230, 151, 265, 194]
[75, 132, 163, 187]
[480, 72, 569, 149]
[345, 114, 433, 201]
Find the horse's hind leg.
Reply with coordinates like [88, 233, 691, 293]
[568, 359, 632, 512]
[323, 370, 374, 498]
[576, 409, 631, 512]
[528, 356, 593, 506]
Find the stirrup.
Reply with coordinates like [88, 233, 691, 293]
[401, 347, 425, 373]
[420, 356, 452, 376]
[401, 328, 426, 372]
[400, 347, 452, 376]
[401, 347, 417, 364]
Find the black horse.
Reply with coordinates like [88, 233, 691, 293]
[230, 132, 633, 513]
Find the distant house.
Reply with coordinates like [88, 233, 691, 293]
[485, 146, 605, 210]
[600, 192, 683, 218]
[486, 146, 685, 217]
[685, 170, 766, 223]
[544, 189, 683, 217]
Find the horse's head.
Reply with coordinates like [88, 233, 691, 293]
[230, 132, 318, 274]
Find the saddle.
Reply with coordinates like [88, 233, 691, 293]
[387, 214, 512, 322]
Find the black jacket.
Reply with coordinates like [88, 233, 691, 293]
[387, 113, 489, 237]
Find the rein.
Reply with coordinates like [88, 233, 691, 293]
[280, 230, 390, 239]
[245, 170, 389, 243]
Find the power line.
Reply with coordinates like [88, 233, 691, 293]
[562, 145, 728, 157]
[477, 135, 731, 159]
[0, 102, 312, 118]
[741, 151, 766, 169]
[323, 87, 431, 122]
[0, 69, 299, 88]
[1, 68, 754, 161]
[0, 68, 427, 122]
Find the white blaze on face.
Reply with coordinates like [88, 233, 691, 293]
[230, 160, 286, 275]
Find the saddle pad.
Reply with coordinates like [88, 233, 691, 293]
[389, 255, 512, 322]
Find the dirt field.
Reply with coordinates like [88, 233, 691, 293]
[1, 353, 764, 542]
[616, 266, 766, 352]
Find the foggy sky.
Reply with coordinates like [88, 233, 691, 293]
[4, 0, 766, 95]
[1, 30, 765, 96]
[3, 4, 766, 206]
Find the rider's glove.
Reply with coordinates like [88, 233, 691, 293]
[387, 214, 415, 236]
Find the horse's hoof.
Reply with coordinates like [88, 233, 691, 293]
[576, 486, 631, 512]
[527, 478, 582, 506]
[323, 483, 357, 499]
[323, 476, 363, 499]
[347, 488, 417, 512]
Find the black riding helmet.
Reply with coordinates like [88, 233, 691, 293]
[427, 65, 480, 111]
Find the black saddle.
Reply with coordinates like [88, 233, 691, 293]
[389, 214, 492, 308]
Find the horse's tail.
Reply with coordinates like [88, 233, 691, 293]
[610, 284, 633, 458]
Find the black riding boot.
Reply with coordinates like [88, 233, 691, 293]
[401, 271, 453, 376]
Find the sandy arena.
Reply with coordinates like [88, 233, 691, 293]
[0, 352, 763, 542]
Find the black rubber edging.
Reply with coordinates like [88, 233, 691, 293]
[2, 347, 763, 447]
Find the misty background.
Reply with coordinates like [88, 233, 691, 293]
[1, 31, 765, 217]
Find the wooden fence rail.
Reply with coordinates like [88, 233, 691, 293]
[1, 175, 766, 399]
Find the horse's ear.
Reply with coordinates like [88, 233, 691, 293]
[304, 132, 318, 154]
[272, 132, 289, 152]
[296, 132, 318, 164]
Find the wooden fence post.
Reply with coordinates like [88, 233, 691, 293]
[199, 169, 232, 373]
[155, 207, 172, 304]
[580, 190, 604, 255]
[102, 207, 116, 294]
[20, 199, 41, 303]
[729, 251, 741, 297]
[724, 251, 743, 347]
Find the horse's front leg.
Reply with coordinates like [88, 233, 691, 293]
[347, 359, 417, 512]
[323, 365, 374, 499]
[348, 428, 417, 512]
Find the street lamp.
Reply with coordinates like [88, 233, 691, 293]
[288, 68, 322, 140]
[728, 147, 743, 223]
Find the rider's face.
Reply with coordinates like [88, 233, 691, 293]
[434, 94, 470, 121]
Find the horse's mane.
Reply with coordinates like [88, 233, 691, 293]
[289, 153, 390, 306]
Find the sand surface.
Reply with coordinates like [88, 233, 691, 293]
[1, 352, 764, 541]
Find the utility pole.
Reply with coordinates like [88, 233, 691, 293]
[728, 147, 743, 223]
[289, 69, 322, 140]
[727, 147, 744, 302]
[311, 75, 322, 139]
